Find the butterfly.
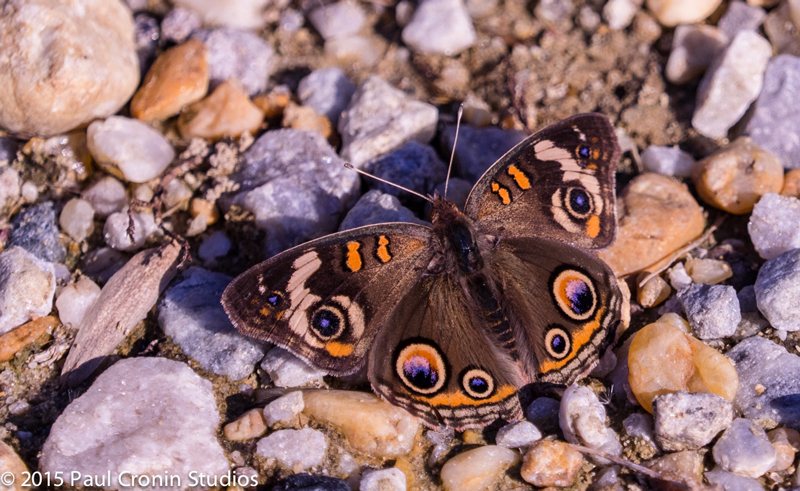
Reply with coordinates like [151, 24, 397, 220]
[222, 113, 625, 430]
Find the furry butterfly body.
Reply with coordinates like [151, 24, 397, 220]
[222, 113, 624, 430]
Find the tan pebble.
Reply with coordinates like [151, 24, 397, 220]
[189, 198, 219, 226]
[656, 312, 691, 333]
[685, 336, 738, 403]
[637, 273, 672, 308]
[646, 0, 723, 26]
[130, 39, 209, 121]
[598, 173, 705, 276]
[0, 316, 59, 362]
[223, 408, 267, 441]
[684, 257, 733, 284]
[520, 440, 583, 487]
[781, 169, 800, 198]
[768, 428, 800, 471]
[461, 429, 486, 445]
[440, 445, 519, 491]
[302, 390, 420, 458]
[645, 450, 704, 486]
[0, 441, 29, 491]
[178, 79, 264, 140]
[693, 137, 784, 214]
[282, 104, 332, 140]
[253, 90, 292, 119]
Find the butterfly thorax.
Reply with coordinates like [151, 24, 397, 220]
[429, 193, 484, 275]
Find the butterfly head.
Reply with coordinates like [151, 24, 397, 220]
[428, 191, 461, 226]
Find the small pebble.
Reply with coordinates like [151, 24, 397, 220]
[598, 174, 705, 276]
[401, 0, 476, 55]
[623, 413, 657, 447]
[520, 440, 583, 487]
[193, 28, 274, 96]
[579, 6, 602, 31]
[693, 137, 784, 214]
[82, 177, 127, 218]
[713, 418, 777, 478]
[705, 468, 764, 491]
[273, 474, 350, 491]
[640, 145, 697, 177]
[764, 3, 800, 57]
[767, 427, 800, 471]
[646, 0, 722, 25]
[535, 0, 575, 21]
[261, 347, 326, 387]
[653, 391, 733, 451]
[172, 0, 270, 30]
[161, 7, 201, 43]
[264, 391, 304, 427]
[684, 257, 733, 284]
[440, 445, 519, 491]
[495, 421, 543, 448]
[162, 178, 193, 210]
[359, 468, 405, 491]
[666, 24, 728, 85]
[692, 31, 772, 139]
[718, 1, 766, 39]
[0, 167, 20, 213]
[20, 182, 37, 203]
[645, 451, 704, 489]
[297, 68, 356, 126]
[256, 428, 327, 471]
[282, 104, 333, 139]
[748, 193, 800, 260]
[637, 274, 672, 308]
[279, 9, 304, 32]
[602, 0, 639, 30]
[224, 408, 267, 441]
[88, 116, 175, 183]
[559, 385, 622, 459]
[668, 262, 694, 291]
[55, 277, 101, 327]
[754, 248, 800, 332]
[678, 283, 741, 339]
[177, 79, 264, 140]
[0, 316, 58, 363]
[59, 198, 95, 242]
[10, 202, 66, 263]
[198, 231, 231, 261]
[103, 209, 158, 252]
[440, 125, 525, 183]
[339, 190, 427, 231]
[308, 2, 367, 40]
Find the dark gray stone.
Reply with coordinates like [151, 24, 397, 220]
[730, 312, 770, 341]
[365, 141, 447, 205]
[653, 391, 733, 452]
[754, 248, 800, 332]
[193, 28, 274, 96]
[440, 125, 526, 183]
[298, 68, 356, 126]
[338, 190, 427, 231]
[737, 284, 758, 313]
[10, 202, 66, 263]
[524, 397, 561, 435]
[0, 137, 19, 164]
[272, 473, 350, 491]
[678, 283, 741, 339]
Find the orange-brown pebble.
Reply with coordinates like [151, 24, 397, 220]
[693, 137, 784, 214]
[0, 316, 59, 362]
[461, 429, 486, 445]
[282, 104, 333, 140]
[177, 80, 264, 140]
[223, 408, 267, 441]
[781, 169, 800, 198]
[189, 198, 220, 226]
[628, 321, 739, 413]
[768, 427, 800, 471]
[520, 440, 584, 487]
[598, 173, 705, 276]
[0, 441, 29, 491]
[253, 90, 292, 119]
[130, 39, 209, 121]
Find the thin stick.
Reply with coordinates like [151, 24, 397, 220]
[567, 443, 689, 489]
[444, 104, 464, 200]
[344, 163, 433, 203]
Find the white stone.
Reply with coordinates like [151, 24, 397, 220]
[82, 176, 127, 218]
[162, 178, 192, 210]
[666, 24, 728, 85]
[20, 181, 37, 203]
[603, 0, 639, 30]
[55, 277, 101, 328]
[647, 0, 723, 26]
[87, 116, 175, 183]
[0, 247, 55, 336]
[748, 193, 800, 260]
[401, 0, 477, 55]
[261, 347, 326, 387]
[308, 2, 367, 40]
[103, 208, 158, 252]
[263, 391, 305, 427]
[641, 145, 697, 177]
[712, 418, 777, 478]
[559, 385, 622, 461]
[198, 231, 232, 261]
[360, 468, 406, 491]
[173, 0, 270, 29]
[40, 358, 229, 487]
[692, 31, 772, 139]
[59, 198, 95, 242]
[256, 428, 327, 471]
[495, 421, 543, 449]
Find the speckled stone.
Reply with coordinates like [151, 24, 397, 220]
[495, 421, 543, 448]
[712, 418, 777, 478]
[264, 391, 304, 427]
[359, 468, 406, 491]
[641, 145, 697, 177]
[705, 468, 764, 491]
[192, 28, 274, 96]
[256, 428, 327, 471]
[748, 193, 800, 260]
[338, 190, 427, 231]
[298, 67, 356, 126]
[10, 202, 66, 263]
[678, 283, 741, 339]
[754, 248, 800, 332]
[261, 347, 326, 387]
[520, 440, 584, 487]
[653, 391, 733, 451]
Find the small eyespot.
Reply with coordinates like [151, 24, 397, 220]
[551, 268, 597, 321]
[311, 305, 346, 340]
[461, 368, 495, 399]
[564, 187, 593, 219]
[578, 145, 591, 158]
[266, 291, 284, 307]
[544, 326, 572, 359]
[395, 341, 448, 395]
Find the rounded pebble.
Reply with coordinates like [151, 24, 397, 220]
[520, 440, 584, 487]
[0, 247, 56, 336]
[748, 193, 800, 260]
[264, 391, 304, 427]
[172, 0, 270, 29]
[646, 0, 722, 25]
[161, 7, 201, 43]
[308, 2, 367, 40]
[178, 79, 264, 140]
[495, 421, 543, 448]
[641, 145, 697, 177]
[0, 441, 29, 491]
[198, 231, 232, 261]
[665, 25, 728, 84]
[298, 68, 356, 126]
[713, 418, 777, 478]
[684, 257, 733, 284]
[440, 445, 519, 491]
[55, 277, 101, 327]
[82, 177, 127, 218]
[767, 427, 800, 471]
[103, 209, 158, 252]
[59, 198, 95, 242]
[261, 347, 326, 388]
[224, 408, 267, 441]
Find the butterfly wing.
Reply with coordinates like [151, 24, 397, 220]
[222, 223, 435, 375]
[463, 113, 621, 249]
[368, 275, 526, 430]
[489, 236, 625, 385]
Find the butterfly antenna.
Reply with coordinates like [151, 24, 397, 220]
[344, 163, 434, 203]
[443, 104, 464, 200]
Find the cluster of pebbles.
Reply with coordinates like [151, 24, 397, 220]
[1, 0, 800, 489]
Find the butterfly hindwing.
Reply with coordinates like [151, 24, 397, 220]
[221, 223, 435, 375]
[464, 113, 620, 249]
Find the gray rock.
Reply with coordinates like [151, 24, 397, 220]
[525, 397, 561, 435]
[198, 231, 231, 261]
[365, 142, 447, 204]
[0, 137, 18, 164]
[440, 125, 526, 183]
[431, 178, 472, 212]
[737, 285, 758, 313]
[727, 336, 800, 429]
[401, 0, 476, 55]
[746, 55, 800, 169]
[718, 1, 766, 40]
[653, 391, 733, 452]
[692, 31, 772, 139]
[704, 467, 765, 491]
[261, 347, 326, 387]
[678, 283, 741, 339]
[495, 421, 542, 448]
[666, 24, 728, 85]
[640, 145, 697, 177]
[161, 7, 201, 43]
[0, 247, 55, 336]
[730, 312, 770, 341]
[339, 76, 438, 169]
[298, 67, 356, 126]
[535, 0, 575, 22]
[193, 28, 274, 96]
[338, 190, 428, 231]
[712, 418, 777, 478]
[223, 129, 359, 256]
[263, 391, 304, 427]
[754, 248, 800, 332]
[158, 267, 268, 380]
[134, 14, 160, 76]
[308, 1, 367, 40]
[40, 358, 229, 487]
[256, 428, 327, 470]
[748, 193, 800, 260]
[9, 202, 66, 263]
[360, 468, 406, 491]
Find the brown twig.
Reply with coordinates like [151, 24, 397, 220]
[567, 443, 689, 489]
